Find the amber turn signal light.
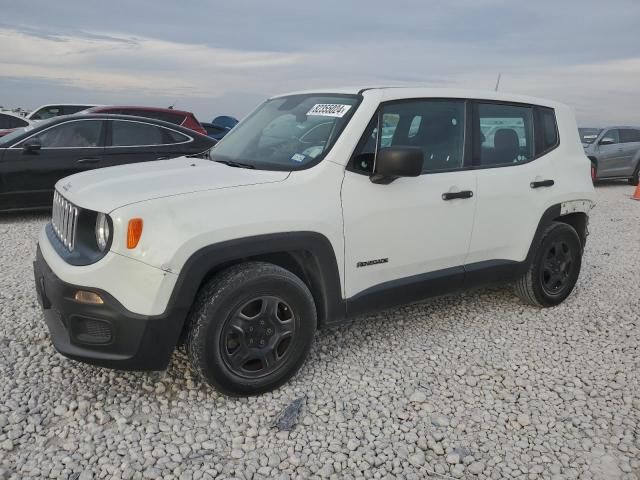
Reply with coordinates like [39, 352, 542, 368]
[74, 290, 104, 305]
[127, 218, 144, 249]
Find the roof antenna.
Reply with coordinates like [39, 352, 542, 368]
[168, 100, 177, 110]
[494, 73, 502, 92]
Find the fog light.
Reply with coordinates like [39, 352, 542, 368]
[74, 290, 104, 305]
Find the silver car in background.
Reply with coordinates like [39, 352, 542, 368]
[580, 127, 640, 185]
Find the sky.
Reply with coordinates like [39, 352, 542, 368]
[1, 0, 639, 126]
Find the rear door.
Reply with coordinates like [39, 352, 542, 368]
[102, 119, 194, 167]
[618, 129, 640, 176]
[0, 119, 105, 209]
[466, 102, 557, 272]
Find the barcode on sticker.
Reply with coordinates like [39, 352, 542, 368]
[307, 104, 352, 118]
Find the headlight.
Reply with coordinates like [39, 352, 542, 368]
[95, 212, 111, 252]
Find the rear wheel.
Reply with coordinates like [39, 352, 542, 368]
[186, 262, 317, 395]
[514, 222, 582, 307]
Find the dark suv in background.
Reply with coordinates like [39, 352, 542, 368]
[580, 126, 640, 185]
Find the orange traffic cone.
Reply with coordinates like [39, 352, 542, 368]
[633, 183, 640, 201]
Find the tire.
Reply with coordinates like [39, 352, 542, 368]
[186, 262, 317, 396]
[514, 222, 582, 307]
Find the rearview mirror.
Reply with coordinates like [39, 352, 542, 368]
[599, 138, 615, 146]
[370, 147, 423, 184]
[22, 141, 42, 153]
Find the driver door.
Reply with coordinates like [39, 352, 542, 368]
[341, 99, 477, 314]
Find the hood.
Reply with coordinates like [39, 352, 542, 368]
[56, 156, 290, 213]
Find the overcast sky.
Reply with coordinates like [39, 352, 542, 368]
[2, 0, 639, 125]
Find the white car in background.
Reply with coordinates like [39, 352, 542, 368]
[27, 104, 100, 122]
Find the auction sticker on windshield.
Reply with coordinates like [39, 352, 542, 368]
[307, 104, 352, 118]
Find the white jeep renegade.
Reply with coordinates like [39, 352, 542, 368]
[34, 87, 595, 395]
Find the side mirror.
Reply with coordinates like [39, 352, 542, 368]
[22, 141, 42, 153]
[370, 147, 424, 184]
[599, 138, 615, 146]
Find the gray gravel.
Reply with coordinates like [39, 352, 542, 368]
[1, 183, 639, 480]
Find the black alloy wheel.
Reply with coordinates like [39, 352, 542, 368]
[187, 262, 316, 396]
[221, 296, 296, 378]
[514, 221, 583, 307]
[540, 240, 575, 296]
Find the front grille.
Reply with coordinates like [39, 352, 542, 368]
[52, 191, 79, 251]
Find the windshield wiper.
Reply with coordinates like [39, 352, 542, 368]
[213, 159, 255, 169]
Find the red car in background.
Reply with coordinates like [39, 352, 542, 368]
[84, 106, 208, 136]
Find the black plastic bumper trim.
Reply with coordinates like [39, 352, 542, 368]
[33, 246, 184, 371]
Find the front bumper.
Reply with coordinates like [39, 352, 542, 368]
[33, 246, 183, 371]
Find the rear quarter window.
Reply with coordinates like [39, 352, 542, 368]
[620, 129, 640, 143]
[539, 107, 559, 152]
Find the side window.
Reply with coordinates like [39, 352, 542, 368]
[602, 129, 619, 144]
[111, 121, 165, 146]
[350, 100, 465, 174]
[388, 100, 465, 172]
[619, 129, 640, 143]
[164, 128, 190, 144]
[477, 103, 534, 166]
[30, 106, 62, 121]
[26, 121, 103, 148]
[63, 105, 92, 115]
[540, 108, 559, 152]
[0, 114, 28, 129]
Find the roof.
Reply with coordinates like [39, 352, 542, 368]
[270, 86, 567, 109]
[28, 113, 202, 134]
[87, 106, 195, 115]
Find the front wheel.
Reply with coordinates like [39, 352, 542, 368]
[186, 262, 317, 396]
[514, 222, 582, 307]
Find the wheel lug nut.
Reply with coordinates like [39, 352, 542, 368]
[260, 340, 265, 346]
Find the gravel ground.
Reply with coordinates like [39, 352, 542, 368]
[1, 183, 639, 480]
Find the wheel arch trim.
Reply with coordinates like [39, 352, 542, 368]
[167, 231, 345, 335]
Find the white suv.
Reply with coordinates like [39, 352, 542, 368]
[33, 88, 595, 395]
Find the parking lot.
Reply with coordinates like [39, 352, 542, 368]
[0, 183, 638, 480]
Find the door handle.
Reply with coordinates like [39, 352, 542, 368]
[530, 179, 555, 188]
[442, 190, 473, 200]
[76, 157, 100, 164]
[156, 156, 169, 161]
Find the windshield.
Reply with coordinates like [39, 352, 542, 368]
[209, 94, 360, 170]
[579, 128, 602, 144]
